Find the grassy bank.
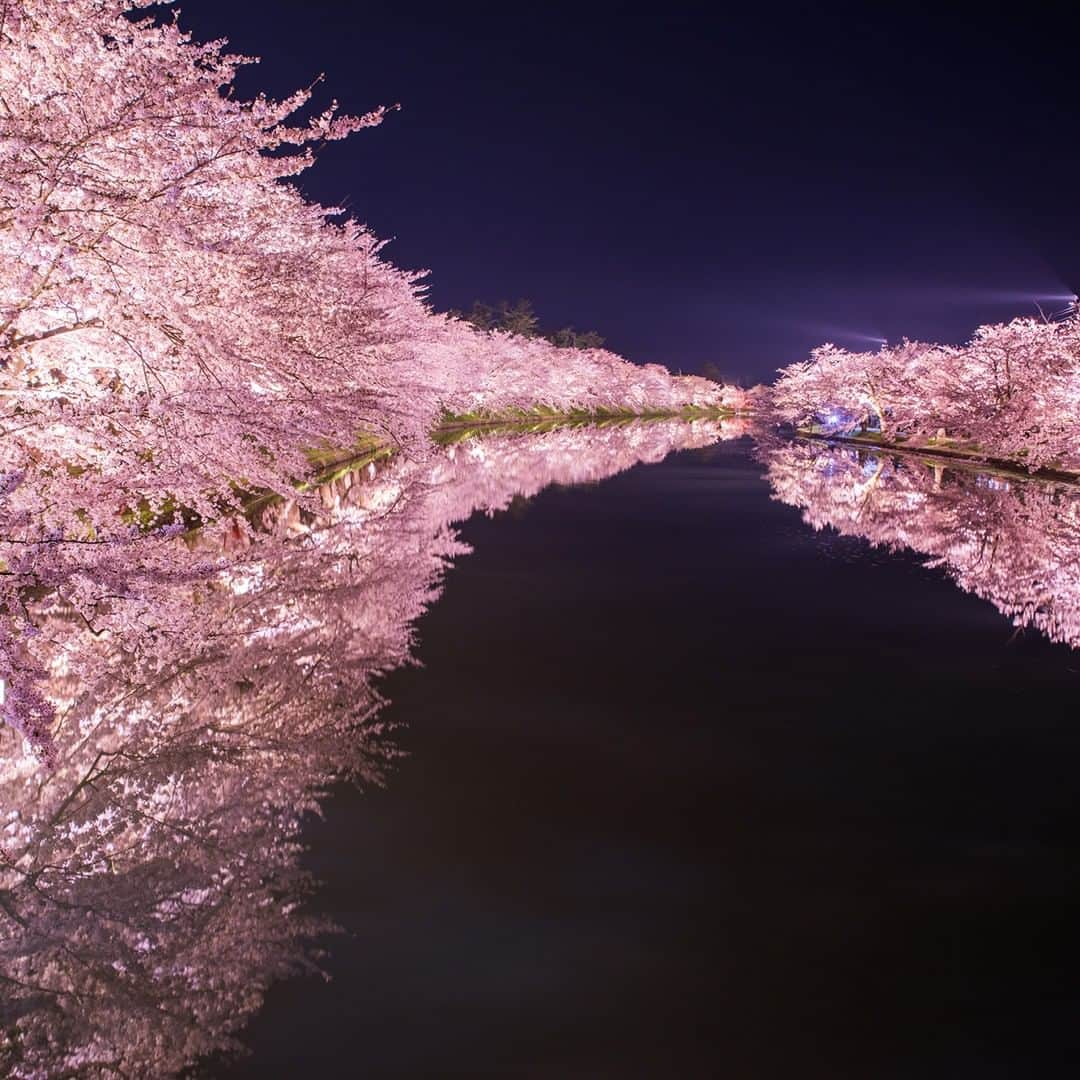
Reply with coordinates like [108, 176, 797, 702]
[124, 405, 739, 534]
[301, 405, 735, 481]
[432, 404, 735, 444]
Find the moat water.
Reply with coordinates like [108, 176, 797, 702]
[6, 428, 1080, 1078]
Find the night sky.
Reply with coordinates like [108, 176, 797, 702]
[173, 1, 1080, 383]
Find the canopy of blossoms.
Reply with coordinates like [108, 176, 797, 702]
[0, 0, 745, 752]
[772, 316, 1080, 471]
[0, 0, 731, 526]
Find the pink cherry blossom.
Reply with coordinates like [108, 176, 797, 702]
[773, 315, 1080, 471]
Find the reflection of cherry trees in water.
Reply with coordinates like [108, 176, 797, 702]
[0, 419, 740, 1078]
[763, 440, 1080, 649]
[5, 421, 1075, 1074]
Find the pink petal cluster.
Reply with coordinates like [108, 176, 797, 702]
[772, 317, 1080, 470]
[0, 0, 728, 529]
[0, 0, 740, 767]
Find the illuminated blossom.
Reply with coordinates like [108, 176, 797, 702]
[773, 317, 1080, 471]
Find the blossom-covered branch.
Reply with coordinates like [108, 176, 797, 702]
[772, 315, 1080, 471]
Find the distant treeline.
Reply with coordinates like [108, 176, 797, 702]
[450, 299, 606, 350]
[450, 300, 739, 387]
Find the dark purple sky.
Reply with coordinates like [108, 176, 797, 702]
[173, 1, 1080, 383]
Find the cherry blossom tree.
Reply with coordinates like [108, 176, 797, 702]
[0, 0, 729, 524]
[0, 0, 739, 758]
[772, 314, 1080, 470]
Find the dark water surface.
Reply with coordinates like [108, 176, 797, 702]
[224, 440, 1080, 1078]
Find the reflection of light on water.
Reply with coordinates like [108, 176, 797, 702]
[975, 474, 1010, 492]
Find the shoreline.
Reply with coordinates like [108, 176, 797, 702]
[797, 430, 1080, 487]
[243, 405, 740, 521]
